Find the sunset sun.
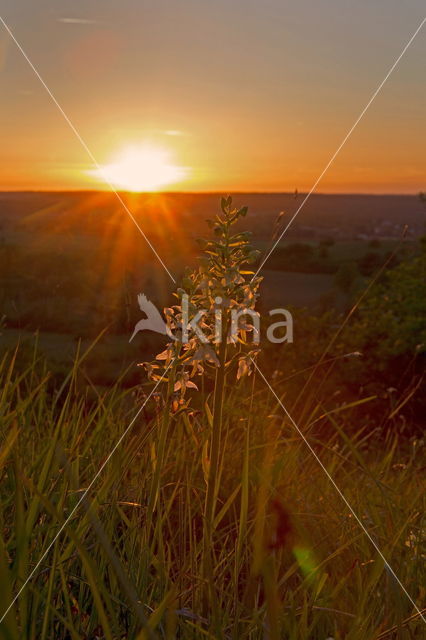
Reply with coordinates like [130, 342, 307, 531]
[91, 145, 188, 192]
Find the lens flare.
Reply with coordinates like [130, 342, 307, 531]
[293, 545, 318, 581]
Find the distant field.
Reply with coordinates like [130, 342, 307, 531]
[260, 270, 337, 309]
[0, 191, 422, 381]
[0, 191, 424, 242]
[0, 327, 166, 388]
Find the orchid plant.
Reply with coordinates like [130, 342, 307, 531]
[141, 197, 263, 587]
[141, 195, 262, 404]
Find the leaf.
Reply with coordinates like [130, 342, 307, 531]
[205, 401, 213, 428]
[202, 440, 210, 485]
[137, 588, 177, 639]
[237, 358, 250, 380]
[156, 348, 171, 361]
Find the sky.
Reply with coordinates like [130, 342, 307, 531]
[0, 0, 425, 193]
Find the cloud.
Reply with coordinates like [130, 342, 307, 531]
[163, 130, 185, 137]
[57, 18, 98, 25]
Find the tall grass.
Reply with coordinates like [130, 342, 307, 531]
[0, 200, 424, 639]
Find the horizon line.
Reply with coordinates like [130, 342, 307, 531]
[0, 189, 422, 198]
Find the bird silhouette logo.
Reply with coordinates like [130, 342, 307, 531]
[129, 293, 172, 343]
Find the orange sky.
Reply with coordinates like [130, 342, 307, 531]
[0, 1, 425, 193]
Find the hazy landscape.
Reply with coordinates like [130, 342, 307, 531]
[0, 191, 422, 397]
[1, 191, 424, 386]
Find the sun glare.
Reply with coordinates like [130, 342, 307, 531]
[91, 145, 187, 192]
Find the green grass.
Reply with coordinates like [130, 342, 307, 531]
[0, 343, 424, 639]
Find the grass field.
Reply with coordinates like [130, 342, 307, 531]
[0, 343, 424, 639]
[0, 197, 424, 639]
